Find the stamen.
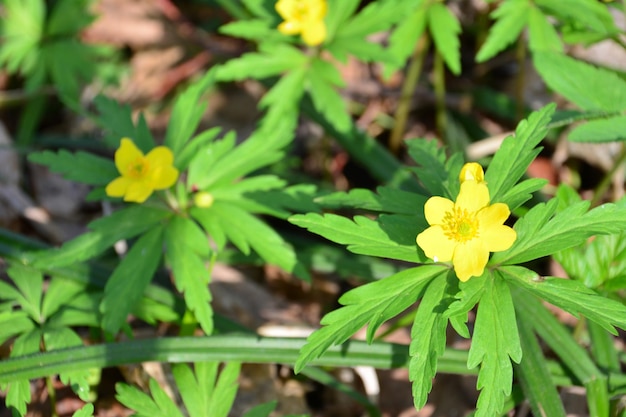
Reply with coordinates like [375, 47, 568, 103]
[442, 207, 479, 243]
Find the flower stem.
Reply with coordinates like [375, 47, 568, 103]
[433, 48, 447, 142]
[590, 142, 626, 207]
[46, 375, 58, 417]
[389, 35, 430, 154]
[514, 36, 527, 121]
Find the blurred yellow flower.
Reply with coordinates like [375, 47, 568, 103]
[106, 138, 179, 203]
[276, 0, 327, 46]
[416, 163, 516, 281]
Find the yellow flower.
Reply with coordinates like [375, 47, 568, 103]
[105, 138, 179, 203]
[276, 0, 327, 46]
[416, 163, 516, 281]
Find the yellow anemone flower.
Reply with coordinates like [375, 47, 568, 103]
[276, 0, 327, 46]
[105, 138, 179, 203]
[416, 164, 516, 281]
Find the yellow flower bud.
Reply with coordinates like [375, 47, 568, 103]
[194, 191, 214, 208]
[459, 162, 485, 184]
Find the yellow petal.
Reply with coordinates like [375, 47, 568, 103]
[456, 181, 490, 213]
[476, 203, 510, 229]
[124, 181, 154, 203]
[145, 146, 174, 167]
[115, 138, 143, 175]
[278, 20, 301, 35]
[276, 0, 298, 19]
[459, 162, 484, 183]
[416, 225, 455, 262]
[481, 225, 517, 253]
[308, 0, 327, 19]
[151, 165, 179, 190]
[424, 196, 454, 226]
[301, 19, 326, 45]
[452, 239, 489, 281]
[105, 176, 131, 197]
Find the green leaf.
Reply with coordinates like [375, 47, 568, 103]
[289, 212, 425, 263]
[527, 6, 563, 53]
[259, 65, 306, 129]
[42, 276, 91, 320]
[491, 198, 626, 265]
[28, 150, 117, 185]
[207, 362, 241, 417]
[384, 6, 427, 77]
[0, 311, 35, 347]
[294, 265, 447, 373]
[0, 0, 45, 75]
[406, 138, 463, 199]
[336, 0, 404, 38]
[93, 95, 156, 152]
[7, 264, 43, 322]
[176, 127, 222, 172]
[193, 202, 300, 277]
[43, 327, 90, 400]
[242, 401, 277, 417]
[485, 103, 554, 206]
[46, 0, 93, 36]
[165, 217, 213, 334]
[72, 403, 94, 417]
[325, 0, 360, 41]
[240, 183, 319, 219]
[316, 186, 427, 215]
[307, 71, 350, 134]
[536, 0, 617, 35]
[568, 115, 626, 142]
[30, 206, 171, 268]
[409, 274, 450, 409]
[164, 69, 216, 158]
[219, 19, 280, 42]
[100, 226, 165, 334]
[427, 3, 461, 75]
[501, 266, 626, 334]
[172, 364, 204, 417]
[467, 273, 521, 417]
[116, 379, 184, 417]
[476, 0, 529, 62]
[6, 329, 42, 415]
[214, 43, 306, 81]
[515, 316, 567, 417]
[534, 52, 626, 112]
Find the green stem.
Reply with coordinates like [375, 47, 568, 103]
[46, 375, 58, 417]
[515, 36, 527, 121]
[389, 35, 430, 154]
[433, 49, 447, 142]
[590, 142, 626, 207]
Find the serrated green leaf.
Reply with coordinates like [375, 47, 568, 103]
[259, 65, 306, 128]
[164, 69, 216, 158]
[172, 364, 204, 417]
[30, 206, 171, 268]
[0, 0, 45, 75]
[409, 274, 450, 409]
[406, 138, 457, 199]
[295, 265, 447, 373]
[93, 95, 156, 152]
[6, 329, 42, 415]
[0, 311, 35, 347]
[468, 273, 521, 417]
[241, 184, 319, 218]
[325, 0, 360, 40]
[492, 198, 626, 265]
[501, 177, 548, 212]
[7, 264, 43, 322]
[476, 0, 529, 62]
[116, 382, 164, 417]
[46, 0, 93, 36]
[427, 3, 461, 75]
[485, 104, 554, 205]
[307, 69, 351, 133]
[100, 226, 164, 334]
[336, 0, 404, 38]
[43, 327, 90, 400]
[527, 6, 563, 53]
[536, 0, 617, 35]
[534, 52, 626, 112]
[316, 186, 427, 214]
[219, 19, 280, 42]
[568, 115, 626, 142]
[501, 265, 626, 334]
[42, 276, 91, 319]
[28, 149, 117, 185]
[197, 202, 300, 277]
[214, 43, 306, 81]
[384, 6, 427, 77]
[165, 218, 213, 335]
[289, 212, 425, 263]
[176, 127, 222, 171]
[207, 362, 241, 417]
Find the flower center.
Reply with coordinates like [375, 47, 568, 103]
[127, 157, 149, 179]
[442, 207, 479, 243]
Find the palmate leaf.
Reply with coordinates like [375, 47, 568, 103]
[536, 0, 616, 36]
[485, 103, 554, 206]
[409, 274, 451, 409]
[501, 266, 626, 334]
[5, 329, 42, 416]
[259, 65, 306, 129]
[294, 265, 447, 373]
[192, 201, 302, 278]
[316, 186, 427, 215]
[43, 327, 90, 400]
[534, 52, 626, 112]
[100, 226, 165, 334]
[214, 43, 306, 81]
[491, 197, 626, 265]
[72, 404, 95, 417]
[427, 3, 461, 75]
[289, 212, 426, 263]
[165, 216, 213, 335]
[468, 273, 522, 417]
[28, 150, 117, 185]
[0, 0, 44, 75]
[116, 379, 184, 417]
[93, 95, 156, 152]
[307, 58, 350, 133]
[527, 6, 563, 53]
[406, 139, 461, 200]
[476, 0, 530, 62]
[384, 5, 427, 77]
